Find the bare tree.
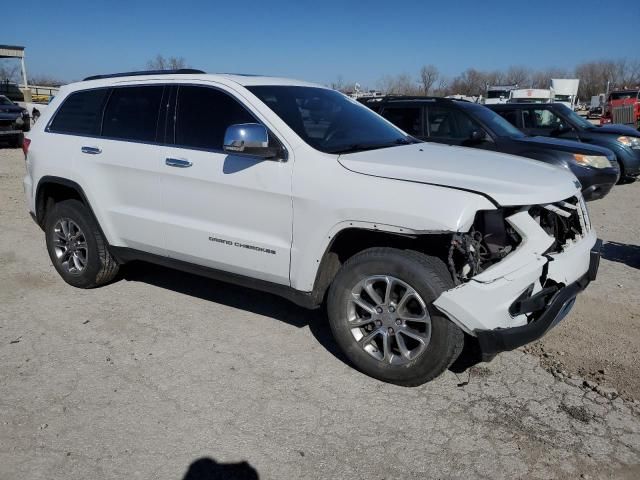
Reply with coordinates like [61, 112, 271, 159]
[449, 68, 487, 96]
[331, 75, 345, 91]
[377, 73, 421, 95]
[505, 66, 532, 87]
[146, 54, 188, 70]
[28, 75, 64, 87]
[419, 65, 439, 95]
[485, 70, 506, 86]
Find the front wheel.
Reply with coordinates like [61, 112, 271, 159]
[45, 199, 119, 288]
[327, 248, 464, 386]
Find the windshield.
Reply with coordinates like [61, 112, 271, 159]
[554, 95, 572, 102]
[468, 105, 524, 137]
[609, 91, 639, 101]
[0, 96, 13, 106]
[247, 86, 414, 154]
[487, 90, 510, 99]
[554, 104, 594, 129]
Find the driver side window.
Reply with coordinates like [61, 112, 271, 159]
[527, 109, 563, 130]
[174, 86, 256, 150]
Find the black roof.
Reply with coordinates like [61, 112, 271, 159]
[359, 95, 460, 104]
[486, 102, 563, 110]
[358, 95, 476, 110]
[83, 69, 205, 81]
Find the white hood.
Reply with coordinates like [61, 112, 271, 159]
[338, 143, 580, 206]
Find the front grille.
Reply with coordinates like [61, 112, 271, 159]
[530, 195, 590, 253]
[612, 105, 636, 125]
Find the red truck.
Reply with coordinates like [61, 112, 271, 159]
[601, 89, 640, 128]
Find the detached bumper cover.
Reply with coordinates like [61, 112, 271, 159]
[475, 239, 602, 360]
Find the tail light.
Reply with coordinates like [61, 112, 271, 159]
[22, 137, 31, 158]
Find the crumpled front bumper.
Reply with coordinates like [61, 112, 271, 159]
[433, 203, 599, 358]
[474, 239, 601, 360]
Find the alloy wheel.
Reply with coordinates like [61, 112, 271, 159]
[347, 275, 432, 365]
[52, 218, 88, 274]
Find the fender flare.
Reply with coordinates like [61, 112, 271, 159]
[34, 176, 108, 241]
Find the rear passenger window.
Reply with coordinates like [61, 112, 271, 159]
[497, 110, 520, 127]
[48, 89, 108, 135]
[175, 86, 255, 150]
[102, 86, 164, 142]
[426, 107, 456, 138]
[381, 107, 423, 136]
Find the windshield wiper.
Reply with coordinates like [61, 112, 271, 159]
[328, 137, 414, 154]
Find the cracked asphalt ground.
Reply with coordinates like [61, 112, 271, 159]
[1, 146, 639, 479]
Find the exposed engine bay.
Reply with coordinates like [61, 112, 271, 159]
[447, 195, 590, 286]
[447, 209, 521, 285]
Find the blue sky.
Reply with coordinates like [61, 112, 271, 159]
[3, 0, 639, 86]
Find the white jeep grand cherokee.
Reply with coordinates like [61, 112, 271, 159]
[23, 70, 601, 385]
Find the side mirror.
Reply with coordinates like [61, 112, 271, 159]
[468, 130, 487, 143]
[223, 123, 276, 159]
[551, 124, 570, 136]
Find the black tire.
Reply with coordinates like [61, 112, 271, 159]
[10, 133, 23, 149]
[327, 248, 464, 386]
[44, 199, 119, 288]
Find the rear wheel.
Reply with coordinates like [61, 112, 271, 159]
[327, 248, 464, 386]
[45, 199, 119, 288]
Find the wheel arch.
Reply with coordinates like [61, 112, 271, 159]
[35, 177, 105, 238]
[307, 223, 455, 308]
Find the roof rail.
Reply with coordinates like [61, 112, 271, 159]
[358, 95, 456, 104]
[83, 69, 205, 81]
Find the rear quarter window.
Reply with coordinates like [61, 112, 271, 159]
[48, 89, 109, 135]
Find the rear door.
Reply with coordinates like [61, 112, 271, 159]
[47, 85, 168, 255]
[159, 84, 293, 285]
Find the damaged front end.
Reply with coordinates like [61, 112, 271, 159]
[447, 209, 522, 285]
[435, 194, 599, 360]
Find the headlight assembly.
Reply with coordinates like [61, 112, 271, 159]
[617, 136, 640, 149]
[573, 154, 611, 169]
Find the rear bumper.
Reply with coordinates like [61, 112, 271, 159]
[475, 239, 601, 360]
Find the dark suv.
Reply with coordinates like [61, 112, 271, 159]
[0, 94, 30, 147]
[360, 96, 619, 201]
[487, 102, 640, 182]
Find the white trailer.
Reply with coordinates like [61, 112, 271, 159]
[551, 79, 580, 110]
[484, 85, 518, 104]
[508, 88, 555, 103]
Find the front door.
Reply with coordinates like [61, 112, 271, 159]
[159, 85, 293, 285]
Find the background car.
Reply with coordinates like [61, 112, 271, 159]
[359, 96, 619, 201]
[587, 106, 603, 119]
[487, 102, 640, 182]
[0, 94, 30, 148]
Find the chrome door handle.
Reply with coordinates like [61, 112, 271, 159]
[165, 158, 193, 168]
[81, 146, 102, 155]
